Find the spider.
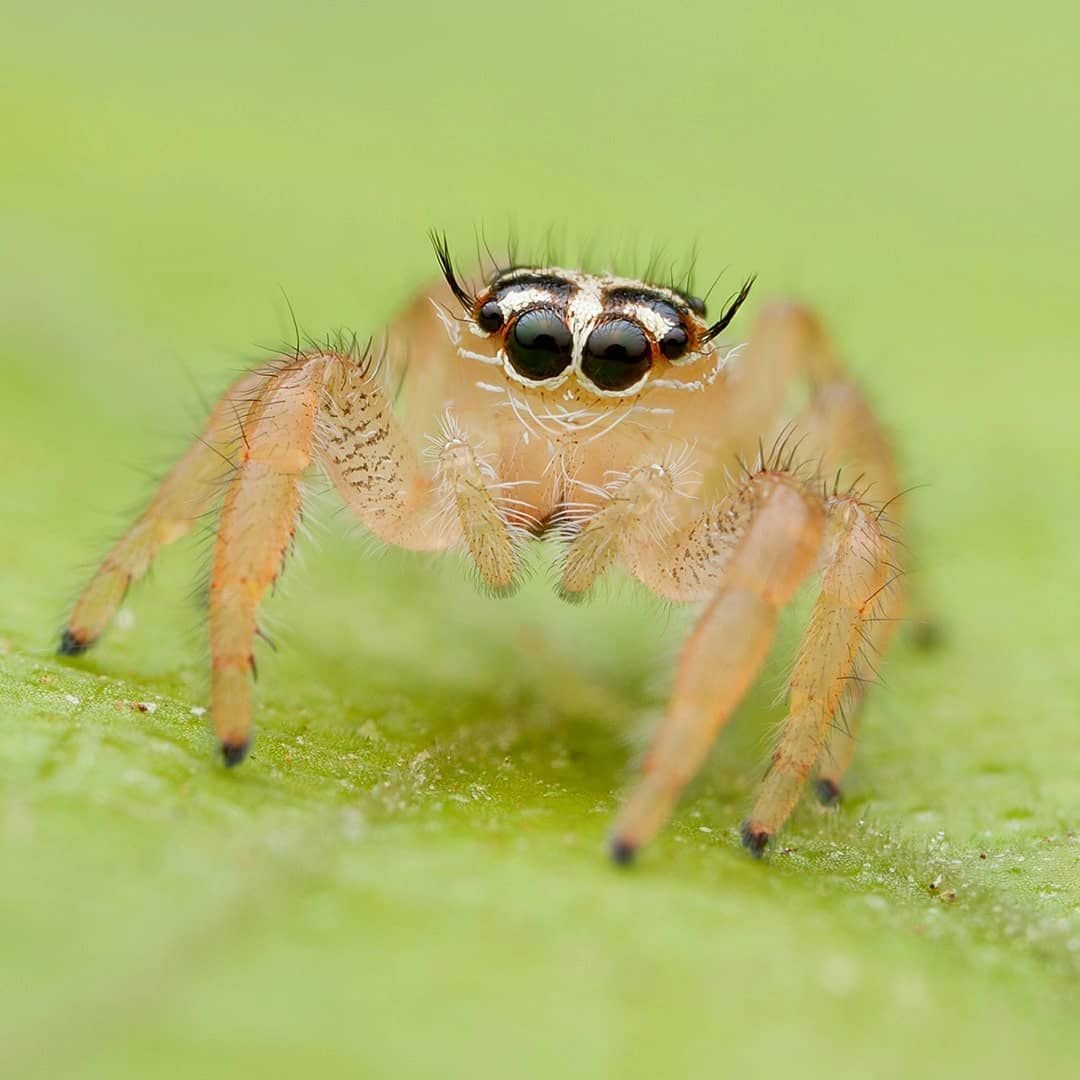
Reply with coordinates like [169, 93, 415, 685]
[59, 234, 907, 863]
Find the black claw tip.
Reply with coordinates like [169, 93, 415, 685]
[610, 837, 638, 867]
[221, 739, 251, 767]
[58, 628, 92, 656]
[815, 778, 842, 806]
[740, 822, 770, 857]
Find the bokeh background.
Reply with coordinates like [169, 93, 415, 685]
[2, 3, 1078, 1077]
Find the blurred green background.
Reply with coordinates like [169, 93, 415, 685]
[2, 2, 1078, 1077]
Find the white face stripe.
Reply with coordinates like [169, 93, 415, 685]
[617, 301, 678, 341]
[565, 278, 604, 369]
[495, 285, 567, 320]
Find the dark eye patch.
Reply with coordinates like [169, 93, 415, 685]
[493, 272, 575, 305]
[604, 287, 683, 325]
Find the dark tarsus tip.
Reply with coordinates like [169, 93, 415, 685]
[221, 739, 251, 768]
[58, 628, 92, 657]
[740, 822, 770, 858]
[610, 836, 638, 867]
[815, 778, 842, 806]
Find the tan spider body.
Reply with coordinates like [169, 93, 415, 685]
[61, 240, 905, 861]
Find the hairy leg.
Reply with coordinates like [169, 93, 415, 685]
[60, 369, 268, 655]
[610, 470, 825, 862]
[742, 494, 893, 851]
[795, 377, 906, 801]
[212, 348, 526, 759]
[209, 357, 329, 761]
[734, 303, 910, 802]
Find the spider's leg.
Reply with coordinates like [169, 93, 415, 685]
[741, 492, 894, 852]
[610, 470, 825, 863]
[608, 465, 897, 861]
[729, 302, 912, 802]
[319, 358, 526, 593]
[209, 356, 329, 762]
[60, 369, 268, 655]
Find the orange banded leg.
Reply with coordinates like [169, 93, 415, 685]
[209, 357, 328, 762]
[610, 472, 825, 863]
[741, 496, 892, 852]
[59, 369, 267, 655]
[812, 573, 901, 804]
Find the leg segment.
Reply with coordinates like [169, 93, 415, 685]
[742, 495, 892, 851]
[59, 369, 267, 654]
[732, 302, 911, 803]
[610, 472, 825, 861]
[209, 357, 328, 761]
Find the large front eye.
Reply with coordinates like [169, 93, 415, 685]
[582, 319, 651, 391]
[506, 309, 573, 381]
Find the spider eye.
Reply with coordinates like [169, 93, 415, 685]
[582, 319, 651, 391]
[659, 325, 689, 360]
[477, 300, 504, 333]
[506, 309, 573, 381]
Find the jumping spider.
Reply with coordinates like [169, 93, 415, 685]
[60, 235, 906, 862]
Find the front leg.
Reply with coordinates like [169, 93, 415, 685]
[210, 356, 329, 761]
[610, 470, 826, 862]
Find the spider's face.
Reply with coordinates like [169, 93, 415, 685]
[433, 239, 754, 400]
[469, 268, 717, 398]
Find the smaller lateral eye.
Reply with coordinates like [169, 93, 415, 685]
[477, 300, 504, 333]
[659, 325, 689, 359]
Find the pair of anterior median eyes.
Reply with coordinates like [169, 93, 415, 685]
[475, 300, 692, 393]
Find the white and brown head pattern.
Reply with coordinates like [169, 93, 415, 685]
[433, 237, 755, 401]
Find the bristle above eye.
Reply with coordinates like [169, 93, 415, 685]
[701, 275, 756, 343]
[430, 230, 476, 312]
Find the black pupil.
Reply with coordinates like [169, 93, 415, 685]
[506, 309, 572, 381]
[582, 320, 651, 391]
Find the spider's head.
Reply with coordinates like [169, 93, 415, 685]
[432, 235, 754, 400]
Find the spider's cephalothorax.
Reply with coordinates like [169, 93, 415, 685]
[59, 234, 909, 867]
